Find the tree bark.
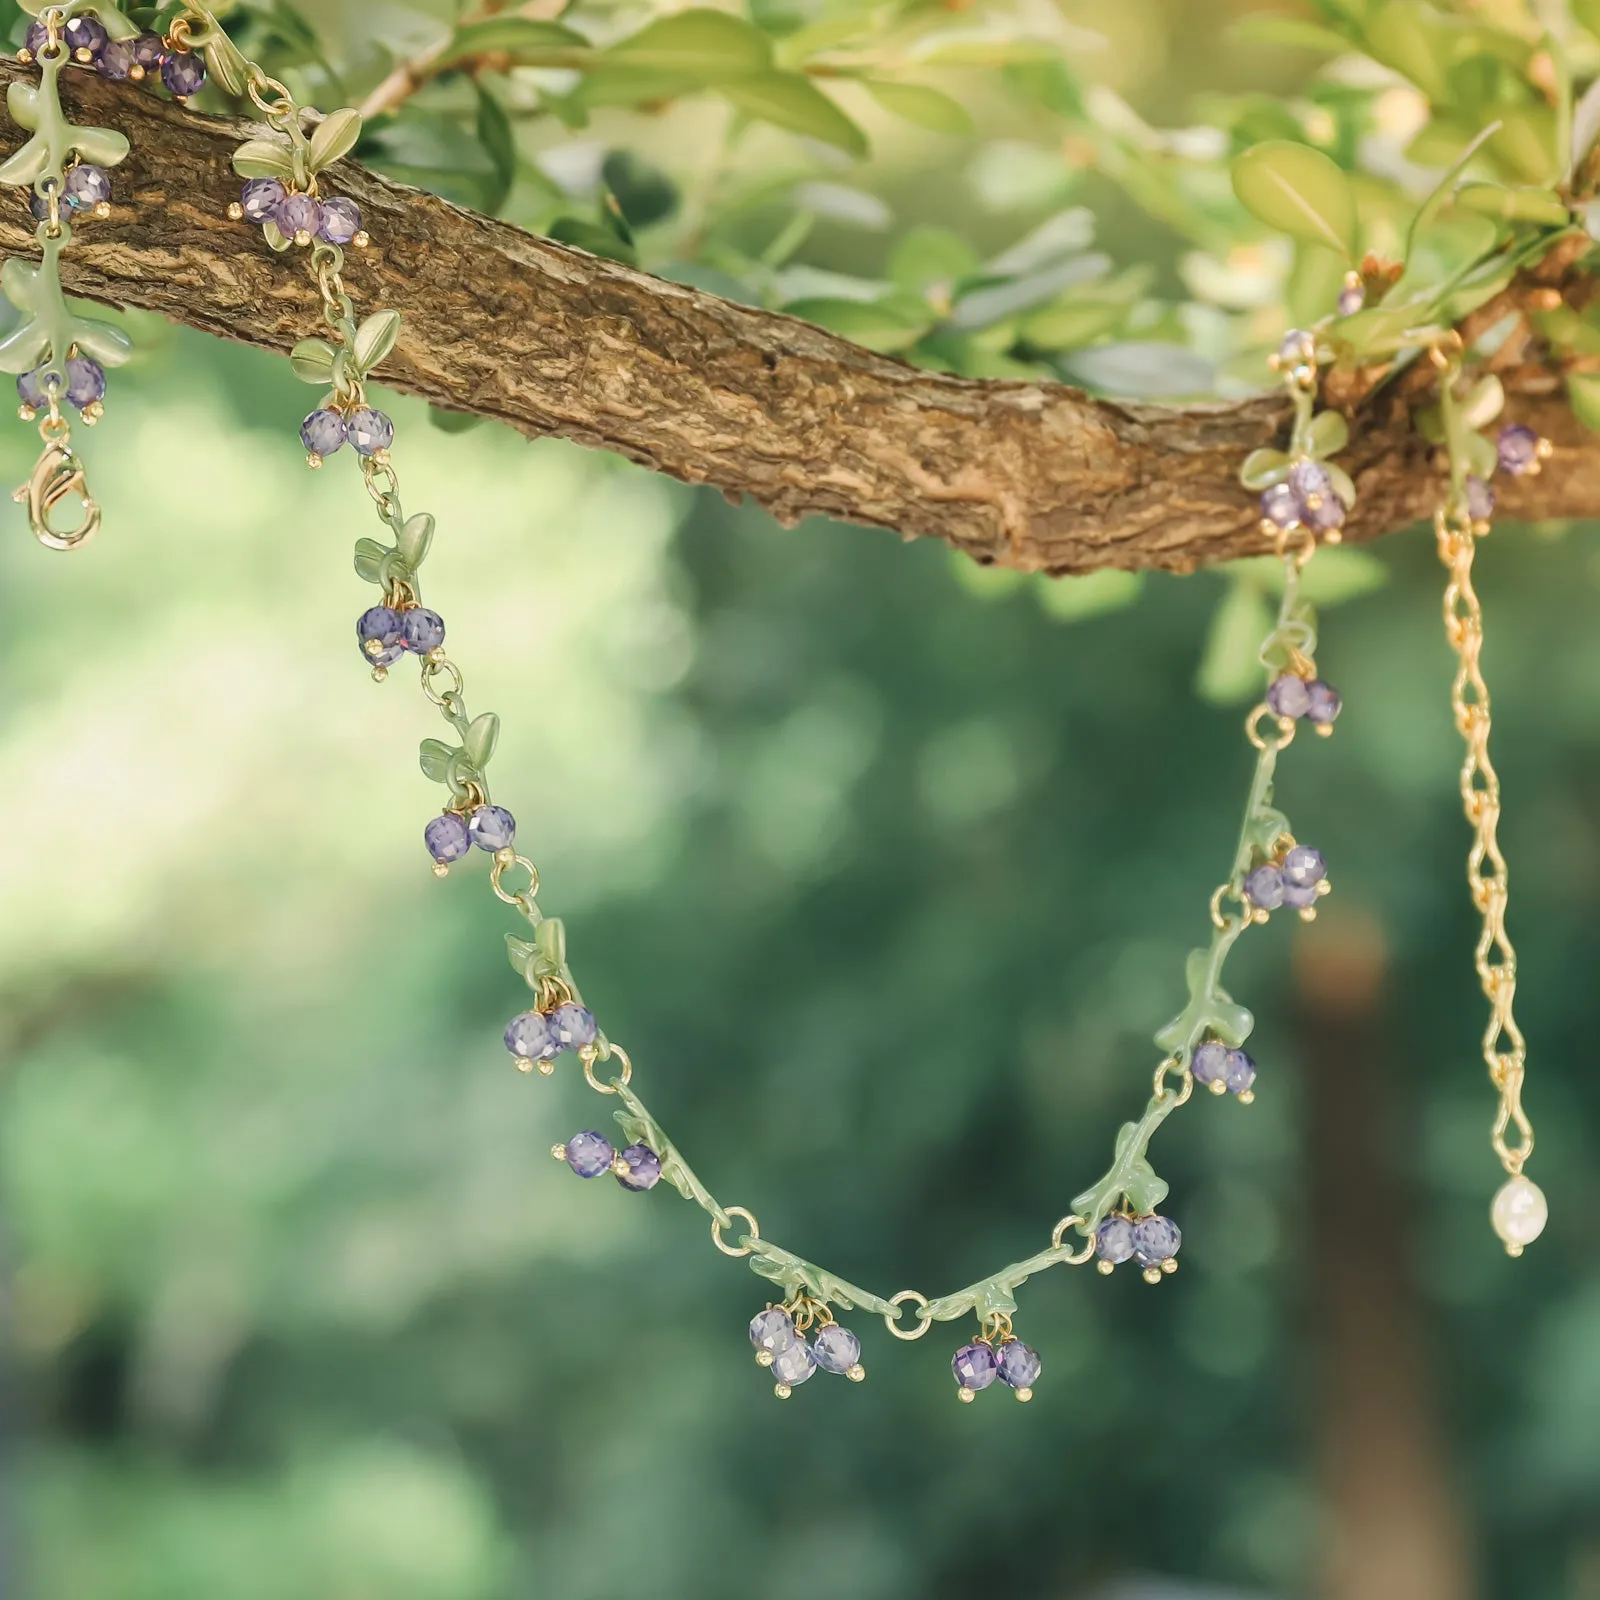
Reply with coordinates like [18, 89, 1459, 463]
[4, 57, 1598, 575]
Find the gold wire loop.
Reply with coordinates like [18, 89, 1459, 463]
[420, 656, 465, 709]
[582, 1041, 631, 1095]
[884, 1289, 933, 1341]
[1209, 882, 1249, 931]
[1050, 1215, 1098, 1265]
[981, 1310, 1014, 1343]
[490, 852, 540, 908]
[1246, 704, 1296, 752]
[711, 1204, 759, 1257]
[1152, 1053, 1193, 1107]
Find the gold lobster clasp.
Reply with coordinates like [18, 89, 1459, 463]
[13, 436, 100, 550]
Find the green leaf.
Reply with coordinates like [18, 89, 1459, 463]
[1239, 448, 1291, 490]
[534, 918, 566, 970]
[70, 319, 131, 367]
[781, 295, 931, 352]
[429, 406, 488, 434]
[67, 126, 129, 168]
[720, 72, 867, 156]
[353, 538, 389, 584]
[352, 309, 402, 374]
[1197, 579, 1274, 705]
[1035, 569, 1143, 622]
[1231, 139, 1357, 258]
[307, 108, 362, 173]
[1305, 410, 1349, 458]
[1459, 374, 1505, 431]
[861, 79, 973, 136]
[1453, 182, 1570, 227]
[606, 9, 772, 78]
[290, 337, 337, 383]
[949, 254, 1109, 330]
[1405, 122, 1503, 261]
[464, 713, 500, 768]
[232, 139, 295, 181]
[1566, 370, 1600, 432]
[398, 512, 434, 567]
[200, 27, 249, 96]
[436, 16, 589, 67]
[1363, 1, 1449, 101]
[474, 83, 516, 215]
[419, 739, 455, 783]
[887, 226, 981, 296]
[601, 149, 679, 229]
[0, 320, 47, 375]
[546, 215, 638, 265]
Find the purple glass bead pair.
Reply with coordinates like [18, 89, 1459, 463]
[1243, 844, 1327, 918]
[356, 604, 445, 667]
[24, 13, 107, 62]
[17, 357, 105, 414]
[303, 406, 394, 461]
[425, 804, 517, 868]
[96, 31, 167, 83]
[1266, 673, 1341, 728]
[236, 181, 365, 246]
[747, 1307, 865, 1395]
[554, 1130, 661, 1191]
[1094, 1212, 1182, 1282]
[1190, 1039, 1257, 1100]
[952, 1337, 1042, 1401]
[1260, 459, 1347, 536]
[504, 1002, 598, 1069]
[28, 163, 112, 222]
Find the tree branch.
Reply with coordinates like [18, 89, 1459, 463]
[3, 58, 1597, 574]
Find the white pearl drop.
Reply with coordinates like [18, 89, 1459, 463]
[1491, 1175, 1548, 1254]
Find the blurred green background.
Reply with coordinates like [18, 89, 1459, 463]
[4, 1, 1600, 1598]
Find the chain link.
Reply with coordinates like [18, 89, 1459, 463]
[1435, 505, 1534, 1176]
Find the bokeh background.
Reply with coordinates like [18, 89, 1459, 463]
[3, 1, 1600, 1598]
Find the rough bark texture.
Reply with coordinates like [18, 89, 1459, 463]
[3, 57, 1598, 574]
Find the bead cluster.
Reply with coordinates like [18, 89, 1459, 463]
[951, 1316, 1041, 1403]
[20, 16, 207, 99]
[1243, 842, 1329, 921]
[552, 1129, 662, 1190]
[357, 600, 444, 671]
[749, 1300, 866, 1399]
[231, 178, 367, 252]
[505, 1001, 598, 1074]
[425, 803, 518, 874]
[1190, 1039, 1256, 1101]
[305, 405, 394, 467]
[17, 352, 105, 423]
[1094, 1212, 1182, 1282]
[1265, 672, 1341, 732]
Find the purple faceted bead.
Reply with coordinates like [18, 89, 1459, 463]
[400, 607, 444, 654]
[301, 408, 347, 458]
[65, 357, 104, 408]
[615, 1143, 661, 1192]
[563, 1129, 615, 1179]
[1497, 423, 1541, 477]
[1259, 482, 1299, 531]
[1224, 1048, 1257, 1095]
[1132, 1214, 1181, 1267]
[161, 51, 207, 97]
[749, 1307, 797, 1356]
[1266, 674, 1311, 719]
[1305, 679, 1341, 726]
[348, 407, 395, 456]
[318, 196, 363, 245]
[953, 1341, 998, 1392]
[997, 1339, 1041, 1391]
[772, 1340, 816, 1389]
[504, 1009, 555, 1062]
[1465, 475, 1495, 522]
[357, 605, 403, 666]
[16, 367, 50, 409]
[1244, 863, 1285, 911]
[130, 32, 167, 72]
[425, 810, 471, 866]
[811, 1324, 861, 1375]
[63, 15, 107, 59]
[1282, 845, 1325, 890]
[65, 164, 110, 208]
[28, 188, 67, 222]
[469, 804, 516, 852]
[1095, 1214, 1136, 1265]
[1307, 492, 1346, 531]
[241, 178, 286, 223]
[549, 1003, 597, 1052]
[1336, 283, 1364, 316]
[1289, 459, 1332, 510]
[273, 192, 322, 241]
[23, 20, 47, 56]
[96, 36, 135, 80]
[1191, 1040, 1230, 1088]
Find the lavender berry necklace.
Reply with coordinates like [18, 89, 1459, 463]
[2, 9, 1548, 1402]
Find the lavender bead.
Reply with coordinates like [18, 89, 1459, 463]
[469, 804, 516, 853]
[772, 1340, 816, 1390]
[549, 1003, 597, 1052]
[811, 1324, 861, 1375]
[1132, 1214, 1182, 1267]
[63, 15, 107, 58]
[1305, 679, 1342, 726]
[1191, 1040, 1230, 1088]
[1289, 459, 1332, 509]
[241, 178, 286, 222]
[96, 36, 135, 80]
[1266, 674, 1311, 719]
[749, 1307, 797, 1356]
[65, 164, 110, 208]
[357, 605, 403, 666]
[1278, 329, 1312, 366]
[563, 1130, 615, 1179]
[615, 1143, 661, 1192]
[318, 196, 363, 245]
[130, 33, 167, 72]
[1336, 283, 1364, 316]
[400, 607, 445, 654]
[28, 189, 68, 222]
[1466, 475, 1495, 522]
[23, 20, 47, 56]
[16, 368, 50, 410]
[348, 407, 395, 456]
[425, 811, 471, 866]
[161, 51, 207, 96]
[1224, 1048, 1257, 1095]
[1259, 482, 1299, 531]
[274, 192, 322, 241]
[504, 1010, 555, 1062]
[952, 1341, 998, 1392]
[1307, 492, 1346, 531]
[1497, 423, 1541, 477]
[1244, 863, 1285, 911]
[997, 1340, 1042, 1391]
[1095, 1214, 1136, 1265]
[301, 408, 348, 459]
[65, 357, 104, 408]
[1281, 845, 1326, 890]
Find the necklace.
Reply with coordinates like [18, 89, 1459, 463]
[3, 4, 1548, 1405]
